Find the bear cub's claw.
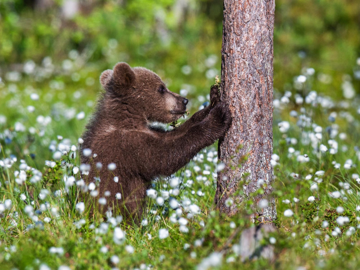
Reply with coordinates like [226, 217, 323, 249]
[208, 102, 232, 136]
[210, 84, 221, 107]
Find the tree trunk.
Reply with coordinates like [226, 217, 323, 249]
[215, 0, 276, 223]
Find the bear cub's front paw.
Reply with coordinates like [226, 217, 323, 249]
[208, 102, 232, 133]
[210, 85, 221, 107]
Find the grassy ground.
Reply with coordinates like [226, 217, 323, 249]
[1, 55, 360, 270]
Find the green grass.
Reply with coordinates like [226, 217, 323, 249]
[1, 58, 360, 270]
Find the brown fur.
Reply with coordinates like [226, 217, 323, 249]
[80, 62, 231, 223]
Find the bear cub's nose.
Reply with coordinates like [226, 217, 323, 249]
[183, 98, 189, 105]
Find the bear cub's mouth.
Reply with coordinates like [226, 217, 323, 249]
[170, 110, 187, 115]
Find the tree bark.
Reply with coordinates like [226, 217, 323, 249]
[215, 0, 276, 222]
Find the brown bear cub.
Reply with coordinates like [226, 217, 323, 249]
[80, 62, 231, 223]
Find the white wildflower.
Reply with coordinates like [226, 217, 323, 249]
[284, 209, 294, 217]
[159, 228, 169, 239]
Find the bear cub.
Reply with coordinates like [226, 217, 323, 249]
[81, 62, 231, 222]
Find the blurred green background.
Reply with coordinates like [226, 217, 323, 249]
[1, 0, 360, 99]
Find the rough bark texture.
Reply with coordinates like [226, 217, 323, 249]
[215, 0, 276, 222]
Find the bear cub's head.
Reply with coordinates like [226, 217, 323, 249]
[100, 62, 188, 123]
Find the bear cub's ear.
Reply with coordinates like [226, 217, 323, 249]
[100, 70, 113, 88]
[113, 62, 136, 88]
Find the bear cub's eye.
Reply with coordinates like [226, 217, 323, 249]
[158, 85, 166, 94]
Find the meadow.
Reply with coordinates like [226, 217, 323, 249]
[1, 1, 360, 269]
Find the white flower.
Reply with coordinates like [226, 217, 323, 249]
[189, 204, 201, 214]
[284, 209, 294, 217]
[58, 266, 71, 270]
[125, 245, 134, 253]
[4, 199, 12, 210]
[24, 205, 34, 216]
[100, 246, 108, 253]
[339, 133, 347, 140]
[30, 93, 39, 100]
[297, 75, 307, 83]
[297, 155, 309, 163]
[76, 111, 85, 120]
[76, 202, 85, 214]
[315, 170, 325, 176]
[331, 191, 341, 198]
[216, 163, 225, 172]
[113, 227, 126, 244]
[346, 227, 355, 236]
[258, 199, 268, 208]
[315, 133, 322, 140]
[39, 264, 50, 270]
[88, 182, 96, 191]
[282, 199, 290, 204]
[308, 196, 315, 202]
[319, 144, 328, 152]
[179, 225, 189, 233]
[141, 219, 148, 226]
[178, 217, 188, 226]
[270, 159, 277, 166]
[278, 121, 290, 133]
[65, 176, 75, 187]
[336, 216, 349, 226]
[296, 96, 304, 104]
[336, 206, 344, 213]
[82, 148, 92, 157]
[322, 221, 329, 228]
[93, 162, 101, 170]
[269, 237, 276, 244]
[344, 159, 352, 169]
[159, 228, 169, 239]
[161, 190, 169, 200]
[49, 247, 64, 255]
[146, 189, 157, 199]
[225, 198, 233, 207]
[169, 177, 180, 188]
[196, 252, 222, 270]
[115, 193, 121, 200]
[156, 197, 164, 206]
[344, 163, 351, 169]
[73, 167, 79, 174]
[310, 183, 318, 191]
[169, 198, 179, 209]
[110, 255, 120, 264]
[203, 170, 210, 175]
[44, 217, 51, 223]
[53, 151, 62, 160]
[108, 163, 116, 170]
[98, 198, 106, 205]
